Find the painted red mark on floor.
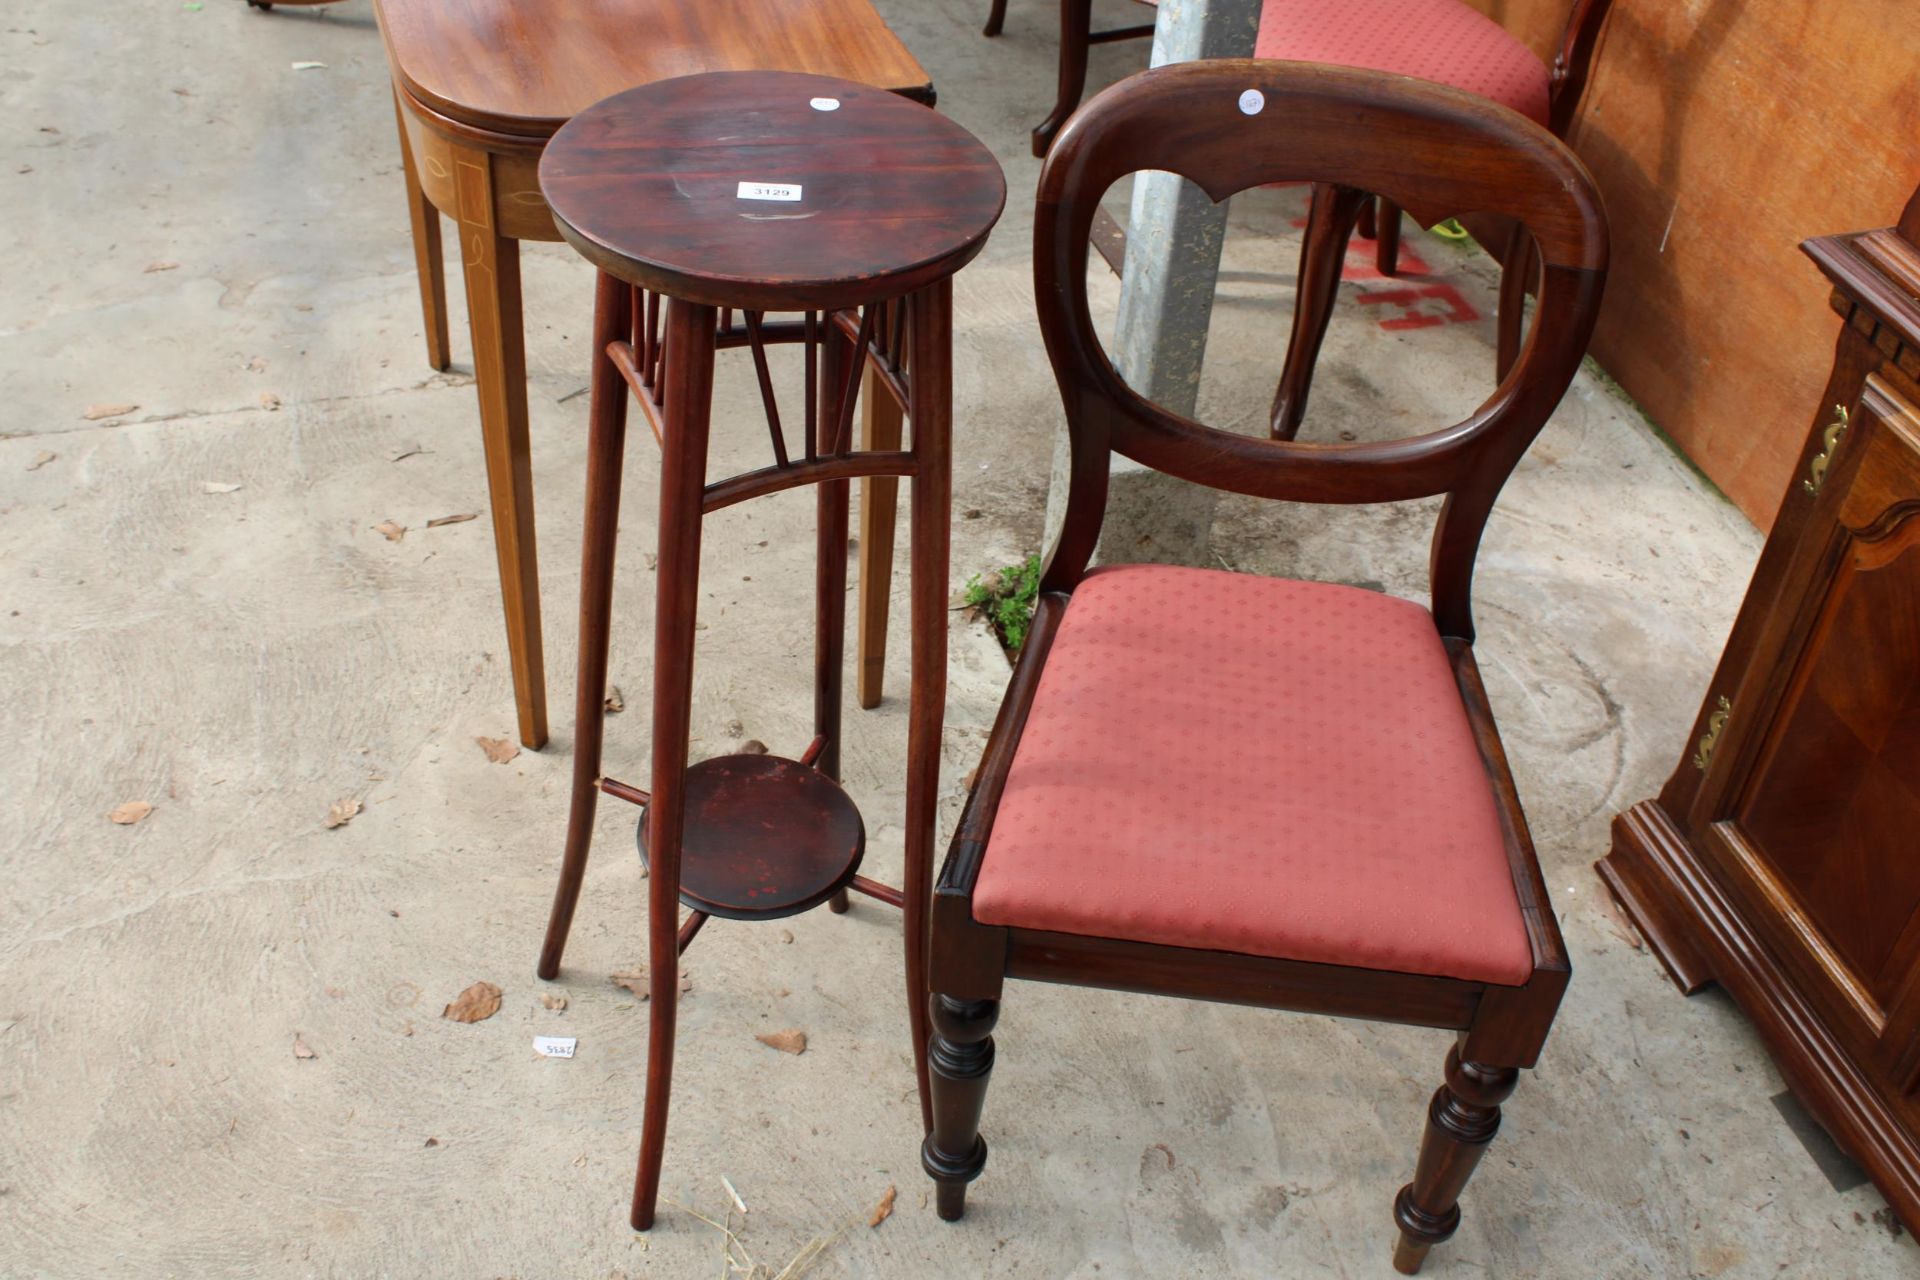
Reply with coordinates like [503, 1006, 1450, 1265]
[1354, 284, 1480, 330]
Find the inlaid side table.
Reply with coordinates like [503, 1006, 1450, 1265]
[532, 72, 1004, 1229]
[372, 0, 935, 748]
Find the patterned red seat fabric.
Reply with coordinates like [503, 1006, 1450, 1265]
[1256, 0, 1550, 125]
[972, 564, 1533, 985]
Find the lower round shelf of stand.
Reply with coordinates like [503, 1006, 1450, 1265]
[636, 754, 865, 921]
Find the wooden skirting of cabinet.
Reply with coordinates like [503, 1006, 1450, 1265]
[1601, 185, 1920, 1233]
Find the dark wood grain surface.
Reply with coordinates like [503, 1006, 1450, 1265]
[540, 72, 1005, 311]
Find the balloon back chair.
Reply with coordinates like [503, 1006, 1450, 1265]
[919, 59, 1607, 1274]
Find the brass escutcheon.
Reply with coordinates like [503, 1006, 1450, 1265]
[1802, 404, 1849, 494]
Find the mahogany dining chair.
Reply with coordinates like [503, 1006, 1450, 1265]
[981, 0, 1613, 438]
[919, 59, 1608, 1274]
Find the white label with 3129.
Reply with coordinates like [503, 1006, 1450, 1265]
[737, 181, 803, 202]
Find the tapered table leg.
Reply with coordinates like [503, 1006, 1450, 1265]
[394, 90, 450, 373]
[452, 143, 547, 749]
[857, 366, 903, 709]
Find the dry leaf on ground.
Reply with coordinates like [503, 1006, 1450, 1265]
[388, 443, 426, 462]
[323, 796, 361, 829]
[442, 981, 503, 1023]
[868, 1184, 896, 1228]
[83, 402, 138, 421]
[108, 800, 154, 825]
[292, 1032, 317, 1060]
[259, 392, 281, 412]
[610, 968, 649, 1000]
[426, 512, 479, 528]
[476, 735, 519, 764]
[27, 450, 56, 471]
[202, 480, 242, 494]
[247, 356, 268, 373]
[739, 739, 768, 755]
[373, 520, 406, 542]
[143, 259, 179, 273]
[542, 993, 568, 1011]
[604, 686, 624, 713]
[756, 1029, 807, 1055]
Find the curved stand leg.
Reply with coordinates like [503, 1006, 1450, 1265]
[922, 993, 999, 1221]
[393, 92, 450, 373]
[630, 298, 719, 1233]
[539, 273, 633, 980]
[1495, 222, 1535, 382]
[904, 281, 953, 1133]
[1375, 197, 1402, 278]
[1031, 0, 1092, 157]
[1270, 183, 1368, 441]
[857, 367, 904, 711]
[817, 311, 856, 917]
[984, 0, 1009, 37]
[1391, 1045, 1520, 1275]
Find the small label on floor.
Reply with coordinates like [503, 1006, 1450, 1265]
[738, 182, 802, 202]
[533, 1035, 577, 1059]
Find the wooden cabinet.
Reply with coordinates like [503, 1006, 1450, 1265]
[1601, 186, 1920, 1231]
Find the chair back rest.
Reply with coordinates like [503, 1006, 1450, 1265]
[1034, 59, 1608, 638]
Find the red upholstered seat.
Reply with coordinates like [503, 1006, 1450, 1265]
[1256, 0, 1550, 125]
[972, 565, 1533, 985]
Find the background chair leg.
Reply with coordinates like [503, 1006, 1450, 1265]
[1495, 223, 1536, 381]
[922, 994, 999, 1221]
[1031, 0, 1092, 157]
[1375, 197, 1402, 277]
[983, 0, 1008, 37]
[538, 273, 632, 980]
[1391, 1045, 1520, 1275]
[856, 369, 902, 711]
[1270, 183, 1368, 440]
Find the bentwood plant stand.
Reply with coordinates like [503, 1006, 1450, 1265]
[532, 71, 1004, 1230]
[370, 0, 935, 748]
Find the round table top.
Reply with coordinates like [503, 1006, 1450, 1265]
[375, 0, 931, 140]
[540, 72, 1006, 310]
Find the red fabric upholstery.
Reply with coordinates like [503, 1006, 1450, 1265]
[1256, 0, 1549, 126]
[972, 566, 1533, 986]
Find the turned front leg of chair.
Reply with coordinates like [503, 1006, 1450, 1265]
[1392, 1045, 1520, 1275]
[1270, 183, 1369, 441]
[923, 993, 999, 1221]
[1032, 0, 1094, 157]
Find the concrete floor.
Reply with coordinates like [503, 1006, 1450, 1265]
[3, 2, 1916, 1276]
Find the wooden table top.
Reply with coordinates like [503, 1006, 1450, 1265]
[376, 0, 934, 140]
[540, 71, 1004, 310]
